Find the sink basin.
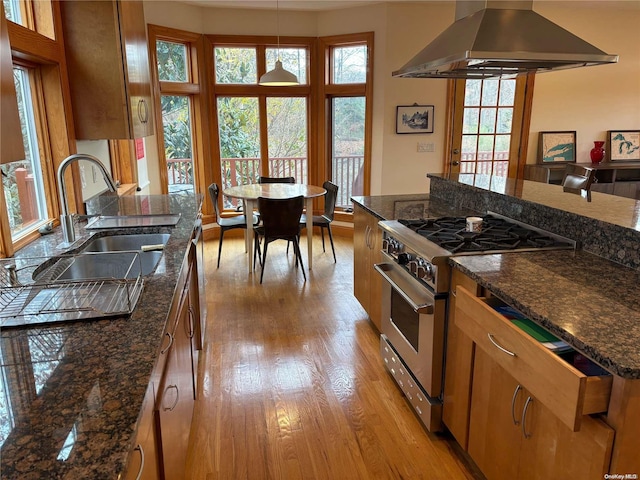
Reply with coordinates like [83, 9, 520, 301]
[55, 251, 152, 280]
[81, 233, 170, 253]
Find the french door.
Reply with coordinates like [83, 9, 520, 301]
[449, 76, 532, 179]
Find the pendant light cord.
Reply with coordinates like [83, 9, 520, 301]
[276, 0, 281, 61]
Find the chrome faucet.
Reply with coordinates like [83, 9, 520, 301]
[57, 154, 118, 245]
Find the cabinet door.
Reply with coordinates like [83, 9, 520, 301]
[1, 4, 25, 164]
[518, 396, 614, 480]
[353, 206, 372, 314]
[468, 348, 523, 480]
[125, 383, 160, 480]
[60, 0, 153, 139]
[442, 270, 479, 449]
[155, 295, 195, 480]
[118, 0, 154, 138]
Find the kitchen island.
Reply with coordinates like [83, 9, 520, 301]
[353, 176, 640, 477]
[0, 193, 202, 479]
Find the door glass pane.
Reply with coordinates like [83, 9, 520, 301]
[214, 47, 257, 84]
[3, 0, 22, 24]
[157, 40, 189, 82]
[217, 97, 260, 206]
[161, 95, 194, 194]
[481, 79, 499, 106]
[461, 78, 517, 177]
[2, 68, 48, 239]
[267, 97, 307, 183]
[266, 47, 307, 84]
[332, 45, 367, 84]
[331, 97, 365, 207]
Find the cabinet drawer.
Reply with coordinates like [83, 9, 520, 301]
[455, 286, 612, 432]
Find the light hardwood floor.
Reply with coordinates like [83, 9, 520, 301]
[186, 234, 482, 479]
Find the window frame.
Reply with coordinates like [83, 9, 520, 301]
[318, 32, 374, 214]
[148, 25, 210, 200]
[2, 1, 73, 257]
[206, 34, 316, 213]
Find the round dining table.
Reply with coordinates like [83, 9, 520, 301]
[223, 183, 327, 273]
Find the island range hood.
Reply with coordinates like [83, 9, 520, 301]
[392, 0, 618, 79]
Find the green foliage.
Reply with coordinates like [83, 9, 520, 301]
[156, 41, 187, 82]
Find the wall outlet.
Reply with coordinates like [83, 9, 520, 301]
[417, 142, 435, 153]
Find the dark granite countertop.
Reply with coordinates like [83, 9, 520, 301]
[450, 250, 640, 379]
[351, 194, 480, 220]
[0, 194, 202, 479]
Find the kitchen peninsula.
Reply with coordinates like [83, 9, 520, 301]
[0, 193, 202, 479]
[353, 174, 640, 478]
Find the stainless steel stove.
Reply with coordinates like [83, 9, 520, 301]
[375, 211, 575, 432]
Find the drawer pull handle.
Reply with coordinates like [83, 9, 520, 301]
[133, 444, 145, 480]
[160, 332, 173, 355]
[164, 385, 180, 411]
[511, 384, 522, 425]
[521, 396, 533, 439]
[488, 333, 517, 357]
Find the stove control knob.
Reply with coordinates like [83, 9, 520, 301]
[397, 253, 412, 265]
[422, 263, 435, 281]
[407, 260, 418, 274]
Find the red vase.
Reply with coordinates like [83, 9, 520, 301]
[590, 141, 605, 164]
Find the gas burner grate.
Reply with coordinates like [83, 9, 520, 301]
[399, 215, 573, 253]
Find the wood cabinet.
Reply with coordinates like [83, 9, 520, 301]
[468, 347, 614, 480]
[60, 0, 154, 140]
[155, 279, 195, 480]
[442, 269, 479, 449]
[353, 204, 383, 330]
[124, 382, 161, 480]
[1, 3, 25, 164]
[451, 281, 615, 479]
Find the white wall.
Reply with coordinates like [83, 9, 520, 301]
[142, 1, 640, 196]
[527, 2, 640, 164]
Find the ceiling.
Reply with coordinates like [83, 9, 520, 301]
[179, 0, 435, 11]
[177, 0, 639, 11]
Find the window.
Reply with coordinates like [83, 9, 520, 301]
[209, 37, 313, 207]
[149, 30, 204, 195]
[2, 67, 49, 239]
[449, 76, 530, 179]
[320, 33, 373, 209]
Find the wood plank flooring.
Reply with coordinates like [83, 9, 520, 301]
[186, 234, 482, 479]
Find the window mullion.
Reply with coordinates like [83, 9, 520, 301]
[258, 95, 269, 177]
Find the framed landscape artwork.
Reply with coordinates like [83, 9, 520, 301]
[396, 105, 434, 134]
[538, 131, 576, 163]
[608, 130, 640, 161]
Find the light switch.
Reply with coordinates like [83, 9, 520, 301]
[417, 142, 435, 153]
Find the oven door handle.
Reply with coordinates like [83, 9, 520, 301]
[374, 263, 434, 315]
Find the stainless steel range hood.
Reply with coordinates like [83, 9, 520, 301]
[392, 0, 618, 79]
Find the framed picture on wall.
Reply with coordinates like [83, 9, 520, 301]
[538, 131, 577, 163]
[608, 130, 640, 161]
[396, 105, 434, 134]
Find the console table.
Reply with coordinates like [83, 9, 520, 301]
[524, 162, 640, 199]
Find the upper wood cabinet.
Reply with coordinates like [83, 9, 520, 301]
[1, 4, 25, 164]
[60, 0, 154, 140]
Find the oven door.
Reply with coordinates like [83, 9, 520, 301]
[374, 262, 446, 399]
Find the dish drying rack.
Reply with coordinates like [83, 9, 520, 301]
[0, 253, 144, 328]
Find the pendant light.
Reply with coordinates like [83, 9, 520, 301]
[259, 0, 299, 86]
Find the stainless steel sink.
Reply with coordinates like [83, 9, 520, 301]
[54, 251, 159, 280]
[81, 233, 170, 253]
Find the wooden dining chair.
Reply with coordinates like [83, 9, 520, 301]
[299, 181, 339, 262]
[253, 195, 306, 284]
[208, 183, 259, 268]
[258, 176, 295, 184]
